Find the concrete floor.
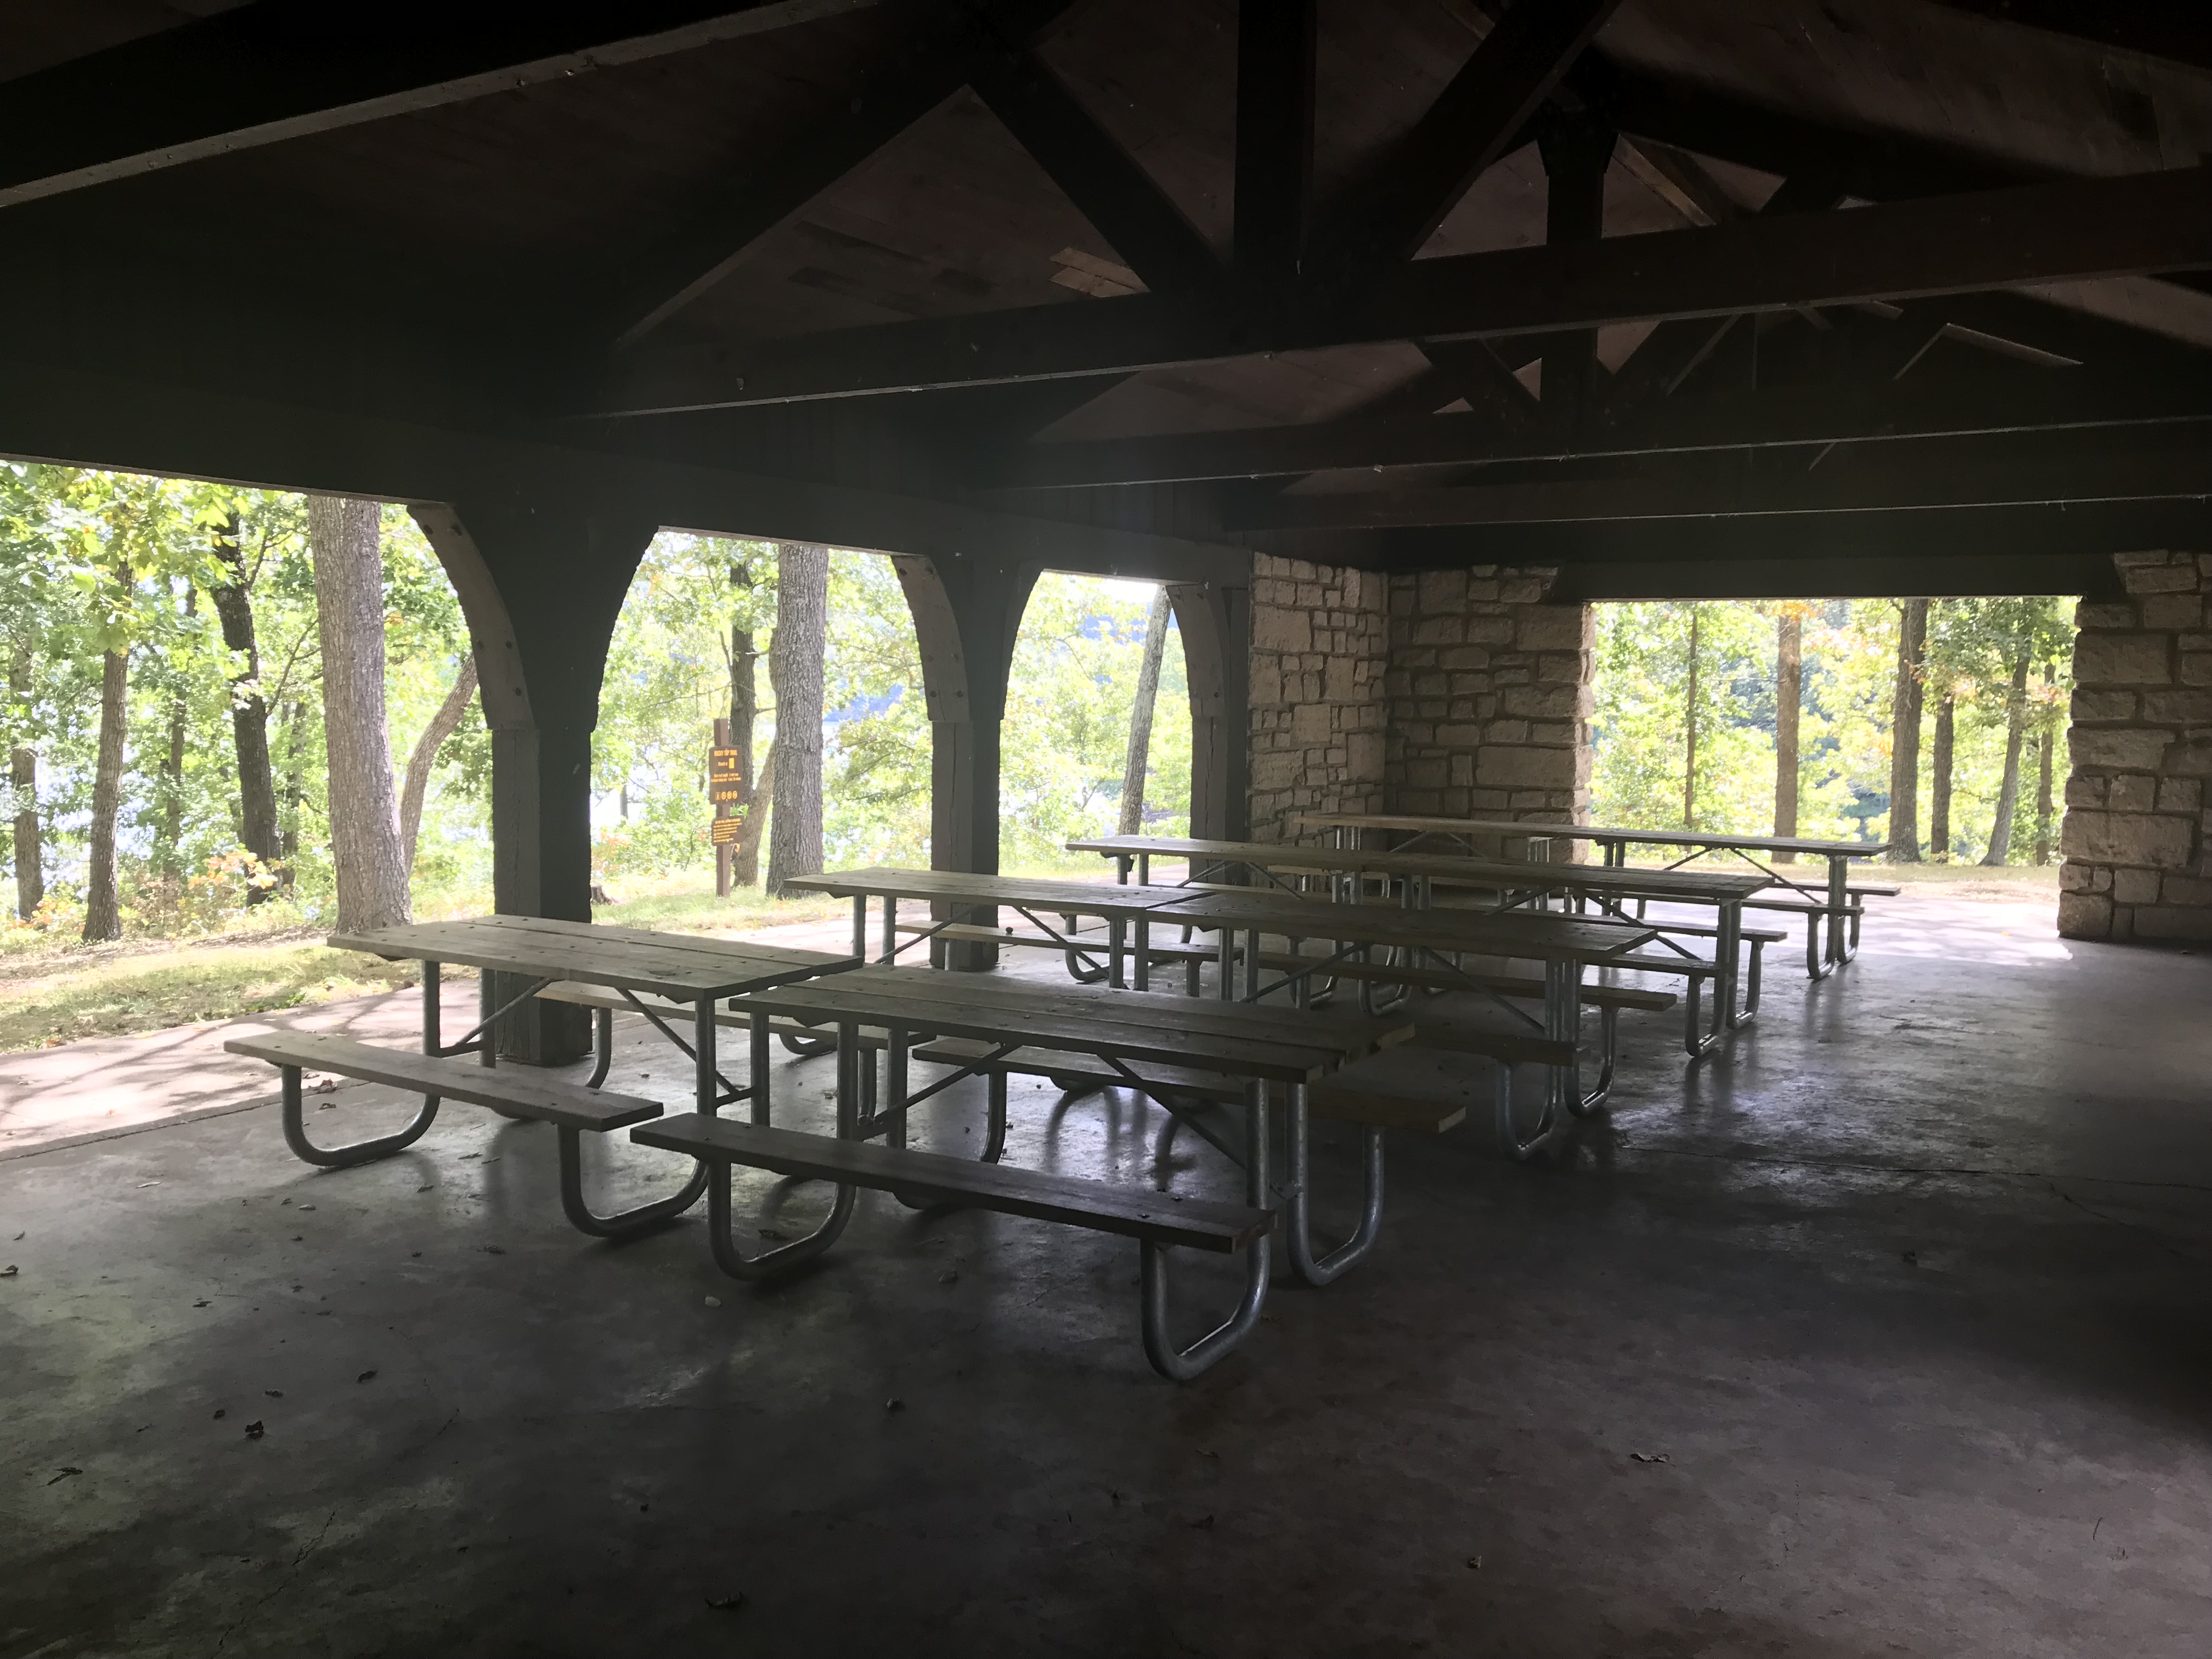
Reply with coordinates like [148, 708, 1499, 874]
[4, 900, 2210, 1657]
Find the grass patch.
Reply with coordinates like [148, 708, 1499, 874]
[0, 944, 436, 1053]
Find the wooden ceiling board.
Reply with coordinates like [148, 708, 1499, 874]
[1035, 342, 1439, 443]
[1606, 0, 2212, 183]
[684, 87, 1120, 340]
[1035, 0, 1236, 254]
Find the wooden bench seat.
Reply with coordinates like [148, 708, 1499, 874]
[911, 1037, 1474, 1132]
[536, 979, 896, 1048]
[634, 1112, 1272, 1251]
[223, 1030, 708, 1240]
[631, 1111, 1279, 1380]
[223, 1031, 662, 1131]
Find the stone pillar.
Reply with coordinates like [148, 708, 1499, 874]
[1245, 555, 1387, 842]
[1383, 565, 1593, 838]
[413, 490, 661, 1062]
[1167, 579, 1251, 843]
[2058, 551, 2212, 942]
[893, 552, 1036, 967]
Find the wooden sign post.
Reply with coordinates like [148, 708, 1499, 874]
[708, 720, 745, 897]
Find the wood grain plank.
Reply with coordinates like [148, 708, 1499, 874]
[223, 1031, 663, 1131]
[631, 1113, 1273, 1251]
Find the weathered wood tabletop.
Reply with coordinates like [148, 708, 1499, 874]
[329, 913, 857, 1001]
[1143, 889, 1659, 966]
[726, 964, 1412, 1084]
[785, 867, 1194, 918]
[1069, 835, 1769, 903]
[1296, 813, 1891, 861]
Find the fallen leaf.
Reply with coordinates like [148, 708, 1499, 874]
[264, 1390, 284, 1398]
[1189, 1514, 1215, 1531]
[1, 1266, 16, 1278]
[357, 1370, 377, 1384]
[244, 1421, 265, 1439]
[1466, 1556, 1483, 1570]
[938, 1270, 960, 1285]
[193, 1299, 210, 1308]
[416, 1185, 435, 1193]
[295, 1205, 315, 1212]
[137, 1181, 161, 1189]
[885, 1398, 905, 1413]
[482, 1246, 505, 1256]
[703, 1296, 722, 1308]
[1628, 1452, 1670, 1465]
[705, 1593, 747, 1611]
[47, 1467, 83, 1486]
[213, 1409, 226, 1419]
[1901, 1250, 1921, 1267]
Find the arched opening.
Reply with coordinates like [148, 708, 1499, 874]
[1000, 571, 1191, 873]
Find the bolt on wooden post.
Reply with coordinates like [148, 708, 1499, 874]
[708, 718, 744, 897]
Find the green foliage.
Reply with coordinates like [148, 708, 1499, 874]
[588, 540, 1194, 883]
[1593, 595, 2076, 861]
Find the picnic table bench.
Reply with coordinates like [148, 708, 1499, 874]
[1301, 812, 1895, 979]
[1069, 833, 1773, 1053]
[224, 915, 855, 1237]
[636, 964, 1412, 1376]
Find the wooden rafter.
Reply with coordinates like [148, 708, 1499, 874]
[970, 44, 1224, 300]
[976, 369, 2212, 490]
[1226, 438, 2212, 530]
[0, 0, 874, 211]
[590, 162, 2212, 415]
[607, 0, 1080, 345]
[1310, 0, 1626, 289]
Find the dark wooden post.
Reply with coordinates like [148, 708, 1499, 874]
[1167, 578, 1251, 845]
[893, 552, 1036, 969]
[413, 490, 659, 1063]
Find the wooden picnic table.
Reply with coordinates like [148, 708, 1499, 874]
[783, 866, 1192, 986]
[330, 912, 859, 1117]
[785, 866, 1653, 1131]
[232, 913, 859, 1240]
[1069, 834, 1769, 1053]
[1300, 812, 1892, 973]
[684, 963, 1416, 1375]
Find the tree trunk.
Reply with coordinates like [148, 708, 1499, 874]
[1929, 693, 1955, 862]
[398, 654, 478, 879]
[82, 645, 129, 943]
[1887, 597, 1928, 861]
[1118, 588, 1173, 836]
[9, 640, 43, 919]
[737, 737, 776, 886]
[766, 544, 828, 898]
[729, 556, 765, 887]
[1773, 611, 1801, 861]
[159, 665, 188, 877]
[1681, 603, 1701, 831]
[278, 699, 303, 867]
[155, 584, 196, 879]
[1982, 653, 2030, 866]
[308, 496, 410, 931]
[207, 512, 281, 893]
[2033, 695, 2056, 867]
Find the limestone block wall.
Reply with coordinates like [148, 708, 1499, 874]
[1384, 566, 1594, 827]
[1246, 554, 1387, 842]
[2058, 551, 2212, 942]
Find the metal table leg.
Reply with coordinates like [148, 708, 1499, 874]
[1283, 1081, 1382, 1286]
[704, 1013, 855, 1279]
[1141, 1079, 1272, 1380]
